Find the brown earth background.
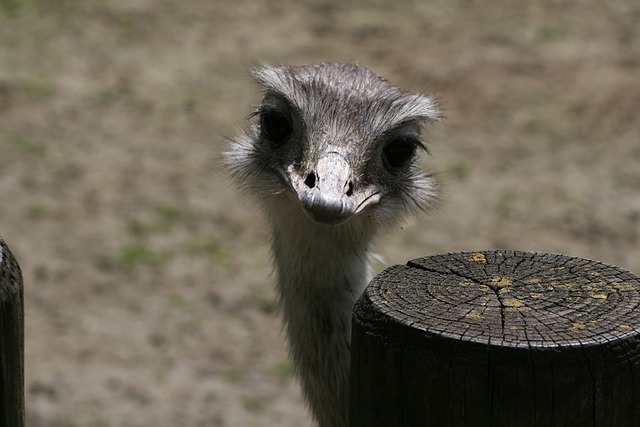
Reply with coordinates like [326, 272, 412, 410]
[1, 0, 639, 426]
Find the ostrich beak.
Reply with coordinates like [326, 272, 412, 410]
[291, 152, 379, 225]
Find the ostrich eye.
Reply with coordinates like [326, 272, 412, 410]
[260, 110, 293, 146]
[382, 138, 417, 168]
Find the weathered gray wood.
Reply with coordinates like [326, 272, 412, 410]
[351, 250, 640, 427]
[0, 237, 25, 427]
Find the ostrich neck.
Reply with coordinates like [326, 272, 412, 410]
[270, 211, 375, 427]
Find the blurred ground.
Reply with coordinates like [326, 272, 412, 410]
[0, 0, 639, 426]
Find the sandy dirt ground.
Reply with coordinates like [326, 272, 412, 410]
[1, 0, 639, 425]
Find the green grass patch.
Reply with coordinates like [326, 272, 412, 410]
[246, 287, 278, 315]
[126, 204, 185, 237]
[495, 190, 515, 216]
[188, 236, 228, 261]
[447, 161, 472, 181]
[0, 0, 71, 15]
[154, 204, 183, 222]
[128, 220, 172, 237]
[116, 244, 165, 267]
[26, 204, 48, 220]
[242, 395, 267, 414]
[17, 78, 55, 100]
[3, 132, 47, 156]
[267, 361, 295, 379]
[535, 21, 567, 42]
[223, 369, 246, 384]
[168, 293, 190, 311]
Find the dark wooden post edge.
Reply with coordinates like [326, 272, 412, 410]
[0, 237, 25, 427]
[350, 250, 640, 427]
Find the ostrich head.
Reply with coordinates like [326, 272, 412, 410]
[225, 63, 440, 427]
[226, 63, 440, 232]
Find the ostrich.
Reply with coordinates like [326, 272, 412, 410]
[224, 63, 440, 427]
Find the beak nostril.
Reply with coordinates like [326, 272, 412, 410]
[304, 169, 353, 197]
[304, 173, 317, 189]
[346, 181, 354, 197]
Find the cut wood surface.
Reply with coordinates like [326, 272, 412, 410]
[351, 250, 640, 427]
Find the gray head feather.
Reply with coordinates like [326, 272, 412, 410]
[226, 62, 440, 228]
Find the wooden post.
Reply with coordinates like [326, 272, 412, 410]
[350, 250, 640, 427]
[0, 237, 25, 427]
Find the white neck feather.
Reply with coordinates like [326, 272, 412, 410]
[267, 199, 376, 427]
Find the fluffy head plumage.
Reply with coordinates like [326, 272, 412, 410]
[225, 62, 440, 230]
